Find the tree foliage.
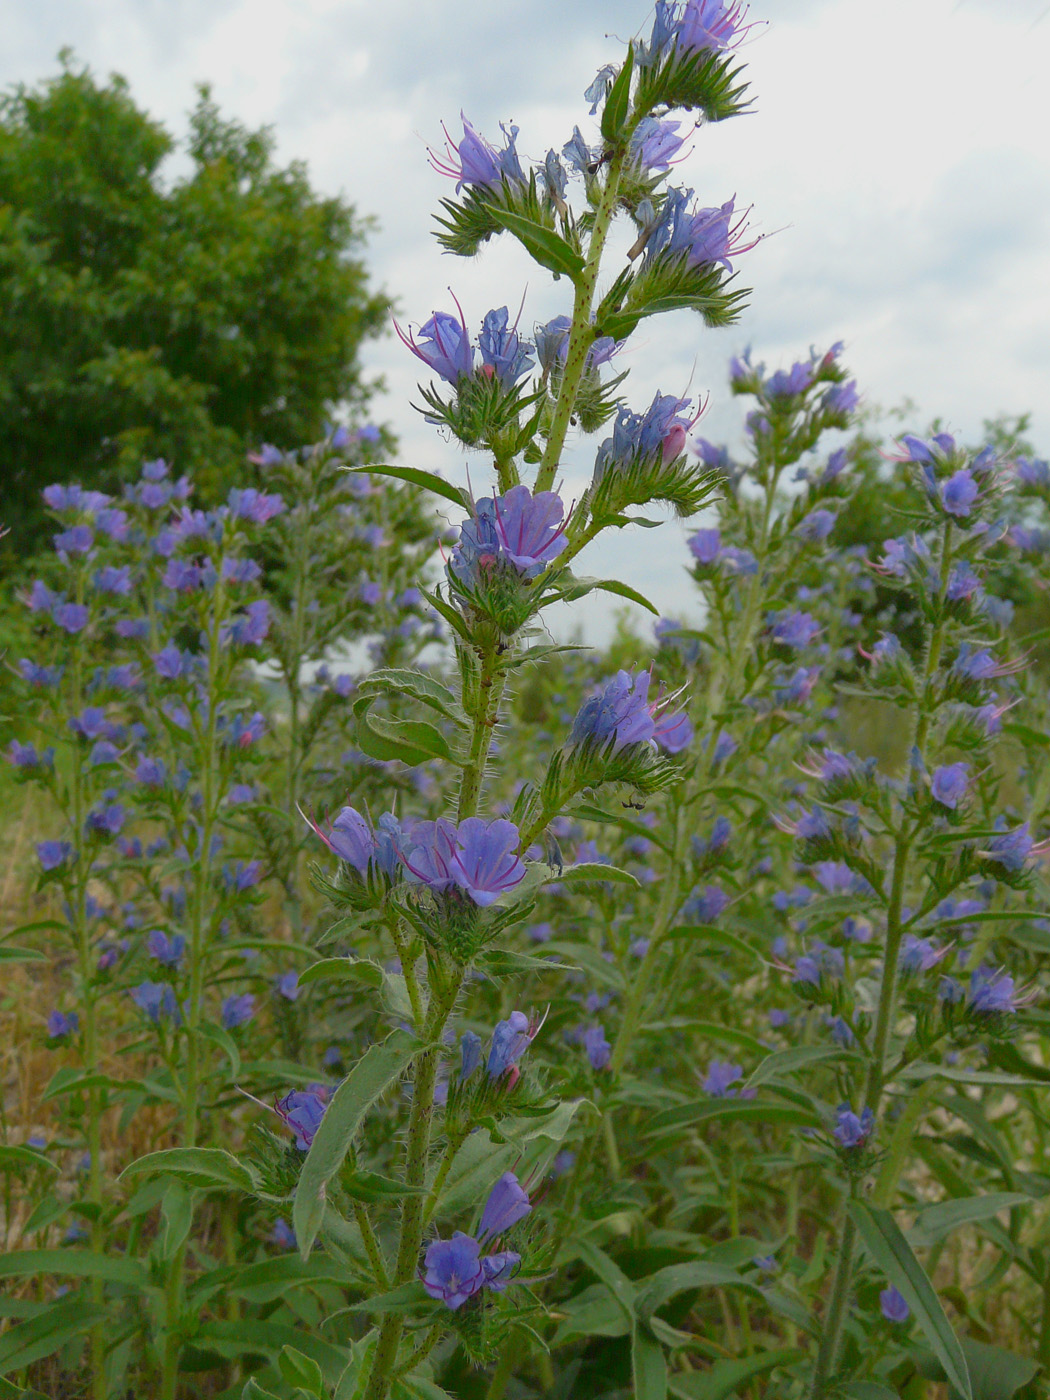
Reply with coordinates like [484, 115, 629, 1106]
[0, 54, 391, 562]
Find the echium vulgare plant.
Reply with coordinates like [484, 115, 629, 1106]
[662, 376, 1047, 1395]
[230, 6, 763, 1398]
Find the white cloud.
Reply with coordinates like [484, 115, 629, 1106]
[4, 0, 1050, 639]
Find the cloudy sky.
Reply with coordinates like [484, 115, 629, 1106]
[7, 0, 1050, 640]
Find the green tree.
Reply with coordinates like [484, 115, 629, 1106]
[0, 54, 390, 562]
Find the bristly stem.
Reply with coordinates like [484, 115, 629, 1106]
[808, 523, 954, 1399]
[535, 143, 628, 495]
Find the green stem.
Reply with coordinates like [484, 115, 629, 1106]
[535, 149, 626, 495]
[353, 1201, 390, 1291]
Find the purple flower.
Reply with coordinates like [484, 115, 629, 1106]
[478, 307, 535, 388]
[47, 1010, 78, 1039]
[880, 1286, 910, 1324]
[969, 966, 1018, 1015]
[594, 392, 694, 478]
[459, 1030, 483, 1082]
[570, 670, 656, 751]
[224, 860, 262, 892]
[221, 993, 255, 1030]
[643, 190, 755, 275]
[19, 660, 63, 688]
[274, 1089, 327, 1150]
[688, 528, 722, 564]
[481, 1250, 522, 1291]
[401, 308, 475, 385]
[824, 380, 859, 415]
[447, 818, 526, 906]
[429, 116, 524, 194]
[86, 802, 125, 837]
[422, 1233, 486, 1310]
[274, 972, 300, 1002]
[220, 600, 271, 647]
[704, 1060, 743, 1097]
[630, 117, 686, 173]
[833, 1103, 874, 1149]
[931, 763, 969, 810]
[479, 1172, 531, 1240]
[153, 644, 195, 681]
[130, 982, 181, 1025]
[146, 930, 186, 967]
[53, 524, 94, 555]
[400, 818, 459, 893]
[135, 756, 167, 788]
[769, 611, 821, 648]
[270, 1219, 297, 1250]
[683, 885, 729, 923]
[7, 740, 53, 771]
[941, 470, 978, 517]
[163, 559, 202, 592]
[582, 1025, 611, 1071]
[765, 362, 813, 398]
[491, 486, 567, 577]
[487, 1011, 534, 1080]
[982, 823, 1034, 873]
[94, 565, 132, 595]
[38, 840, 74, 872]
[54, 603, 90, 634]
[227, 488, 285, 524]
[795, 509, 835, 544]
[900, 935, 947, 975]
[654, 710, 693, 754]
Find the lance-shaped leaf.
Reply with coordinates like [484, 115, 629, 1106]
[344, 463, 467, 510]
[294, 1030, 421, 1258]
[849, 1201, 972, 1400]
[488, 207, 585, 281]
[119, 1147, 259, 1194]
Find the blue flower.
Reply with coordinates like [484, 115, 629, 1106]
[479, 1172, 531, 1240]
[940, 470, 978, 517]
[582, 1025, 612, 1070]
[130, 982, 181, 1025]
[487, 1011, 534, 1080]
[478, 307, 535, 388]
[833, 1103, 874, 1149]
[221, 993, 255, 1030]
[968, 966, 1018, 1015]
[422, 1233, 486, 1309]
[931, 763, 969, 810]
[396, 306, 475, 385]
[880, 1286, 910, 1323]
[146, 930, 186, 967]
[446, 818, 526, 907]
[570, 671, 656, 751]
[274, 1088, 327, 1150]
[704, 1060, 743, 1097]
[38, 840, 74, 872]
[47, 1010, 79, 1039]
[429, 116, 524, 194]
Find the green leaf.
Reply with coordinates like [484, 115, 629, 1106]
[358, 668, 468, 729]
[487, 207, 585, 281]
[294, 1030, 419, 1258]
[917, 1338, 1039, 1400]
[346, 463, 467, 510]
[745, 1044, 859, 1090]
[241, 1381, 282, 1400]
[198, 1019, 241, 1080]
[550, 573, 659, 616]
[668, 1349, 804, 1400]
[663, 923, 765, 965]
[156, 1181, 194, 1261]
[476, 948, 574, 977]
[196, 1319, 348, 1379]
[848, 1202, 972, 1400]
[839, 1386, 902, 1400]
[346, 1280, 434, 1316]
[910, 1193, 1030, 1248]
[279, 1344, 325, 1397]
[647, 1098, 820, 1136]
[600, 46, 635, 142]
[557, 861, 641, 888]
[0, 1248, 148, 1289]
[119, 1147, 258, 1194]
[0, 1300, 108, 1374]
[0, 1146, 57, 1174]
[632, 1328, 667, 1400]
[0, 946, 46, 963]
[298, 957, 415, 1021]
[354, 700, 459, 768]
[635, 1261, 760, 1322]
